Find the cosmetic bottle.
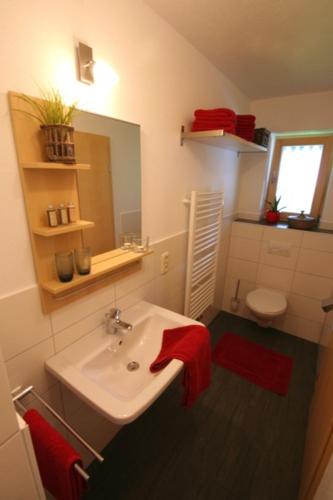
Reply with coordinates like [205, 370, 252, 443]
[67, 202, 76, 223]
[59, 204, 69, 225]
[46, 205, 58, 227]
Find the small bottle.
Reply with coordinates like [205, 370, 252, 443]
[67, 202, 76, 223]
[46, 205, 58, 227]
[59, 204, 69, 225]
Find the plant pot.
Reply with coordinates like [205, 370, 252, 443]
[41, 124, 76, 164]
[265, 210, 280, 224]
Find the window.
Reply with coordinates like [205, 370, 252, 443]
[266, 136, 333, 219]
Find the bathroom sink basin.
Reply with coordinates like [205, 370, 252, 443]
[46, 301, 202, 424]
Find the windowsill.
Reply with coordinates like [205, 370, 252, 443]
[235, 218, 333, 235]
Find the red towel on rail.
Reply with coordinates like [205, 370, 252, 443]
[150, 325, 212, 407]
[24, 409, 85, 500]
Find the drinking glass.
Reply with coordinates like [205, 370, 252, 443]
[55, 251, 74, 282]
[74, 248, 91, 275]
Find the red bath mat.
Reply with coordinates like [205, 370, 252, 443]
[213, 332, 293, 395]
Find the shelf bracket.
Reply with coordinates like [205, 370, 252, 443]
[180, 125, 185, 146]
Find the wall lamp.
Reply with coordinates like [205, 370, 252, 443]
[77, 42, 95, 84]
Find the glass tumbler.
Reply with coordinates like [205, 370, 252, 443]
[120, 233, 135, 250]
[55, 251, 74, 282]
[74, 247, 91, 275]
[133, 236, 149, 253]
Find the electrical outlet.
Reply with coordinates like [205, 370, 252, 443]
[160, 251, 169, 274]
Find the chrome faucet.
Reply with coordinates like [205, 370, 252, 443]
[104, 308, 133, 334]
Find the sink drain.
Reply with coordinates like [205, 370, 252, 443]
[127, 361, 140, 371]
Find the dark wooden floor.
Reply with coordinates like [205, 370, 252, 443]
[83, 312, 317, 500]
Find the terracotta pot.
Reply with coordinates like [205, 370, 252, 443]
[265, 210, 280, 224]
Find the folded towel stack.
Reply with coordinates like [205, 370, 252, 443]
[236, 114, 256, 142]
[191, 108, 236, 133]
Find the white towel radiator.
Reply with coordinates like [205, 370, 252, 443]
[184, 190, 224, 319]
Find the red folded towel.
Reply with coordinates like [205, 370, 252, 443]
[195, 108, 236, 120]
[24, 409, 85, 500]
[236, 114, 256, 122]
[150, 325, 211, 407]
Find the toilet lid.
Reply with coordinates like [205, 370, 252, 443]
[246, 288, 287, 316]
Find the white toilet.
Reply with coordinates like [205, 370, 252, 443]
[245, 288, 287, 327]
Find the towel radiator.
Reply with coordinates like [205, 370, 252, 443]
[184, 190, 224, 319]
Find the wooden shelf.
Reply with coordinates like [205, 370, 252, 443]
[181, 129, 267, 153]
[32, 220, 95, 237]
[41, 249, 153, 297]
[21, 161, 90, 170]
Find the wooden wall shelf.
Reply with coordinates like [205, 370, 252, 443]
[41, 250, 152, 298]
[21, 161, 90, 170]
[181, 128, 267, 153]
[32, 220, 95, 237]
[8, 91, 147, 313]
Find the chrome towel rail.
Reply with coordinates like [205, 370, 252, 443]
[12, 385, 104, 481]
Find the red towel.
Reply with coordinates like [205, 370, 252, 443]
[236, 114, 256, 122]
[24, 409, 85, 500]
[195, 108, 236, 120]
[150, 325, 211, 407]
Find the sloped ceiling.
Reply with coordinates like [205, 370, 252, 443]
[145, 0, 333, 99]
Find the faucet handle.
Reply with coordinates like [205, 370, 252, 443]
[108, 308, 121, 321]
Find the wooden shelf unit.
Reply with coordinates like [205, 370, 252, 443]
[41, 250, 152, 297]
[22, 161, 90, 170]
[181, 128, 267, 153]
[32, 220, 95, 237]
[8, 91, 149, 313]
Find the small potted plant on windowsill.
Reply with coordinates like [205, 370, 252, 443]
[265, 196, 286, 224]
[16, 88, 78, 164]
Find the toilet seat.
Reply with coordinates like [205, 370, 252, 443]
[246, 288, 287, 316]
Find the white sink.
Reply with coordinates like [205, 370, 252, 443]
[46, 301, 202, 424]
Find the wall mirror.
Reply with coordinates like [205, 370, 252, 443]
[73, 111, 141, 256]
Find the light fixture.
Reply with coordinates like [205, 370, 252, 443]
[77, 42, 95, 84]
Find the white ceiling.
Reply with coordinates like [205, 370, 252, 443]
[145, 0, 333, 99]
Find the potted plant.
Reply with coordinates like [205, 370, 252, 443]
[265, 196, 286, 224]
[16, 88, 78, 164]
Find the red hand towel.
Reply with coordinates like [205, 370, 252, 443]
[150, 325, 211, 407]
[195, 108, 236, 120]
[24, 409, 85, 500]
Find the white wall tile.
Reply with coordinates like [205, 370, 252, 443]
[54, 302, 114, 353]
[259, 240, 299, 270]
[5, 339, 55, 394]
[288, 294, 325, 323]
[115, 253, 154, 300]
[0, 357, 18, 445]
[257, 264, 294, 292]
[275, 314, 299, 337]
[232, 221, 264, 240]
[50, 283, 115, 334]
[0, 433, 41, 500]
[292, 272, 333, 300]
[0, 286, 52, 361]
[229, 236, 261, 262]
[262, 226, 303, 246]
[302, 232, 333, 253]
[115, 280, 156, 312]
[226, 257, 258, 282]
[294, 317, 322, 343]
[297, 249, 333, 278]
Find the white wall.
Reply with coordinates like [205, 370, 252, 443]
[237, 90, 333, 225]
[0, 0, 249, 491]
[0, 0, 248, 298]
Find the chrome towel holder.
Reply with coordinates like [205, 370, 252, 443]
[12, 385, 104, 481]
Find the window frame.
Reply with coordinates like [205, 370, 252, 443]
[266, 135, 333, 220]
